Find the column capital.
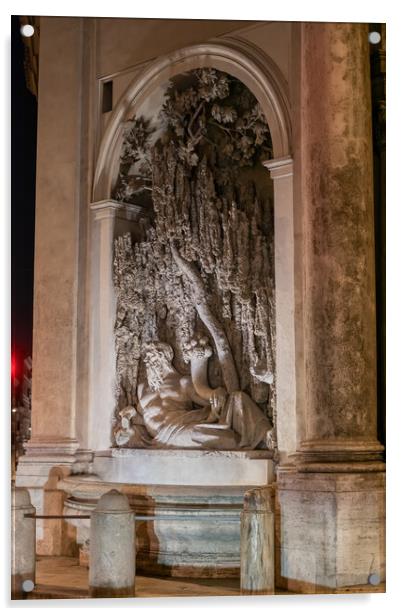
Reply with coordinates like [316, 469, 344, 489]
[262, 156, 293, 179]
[90, 199, 147, 222]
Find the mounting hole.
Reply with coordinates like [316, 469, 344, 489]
[368, 573, 380, 585]
[20, 24, 35, 38]
[22, 579, 34, 592]
[368, 31, 381, 45]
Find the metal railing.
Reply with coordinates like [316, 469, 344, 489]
[24, 512, 242, 521]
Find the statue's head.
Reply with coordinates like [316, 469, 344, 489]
[141, 341, 174, 390]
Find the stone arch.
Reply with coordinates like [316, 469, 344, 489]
[88, 38, 297, 462]
[93, 38, 291, 202]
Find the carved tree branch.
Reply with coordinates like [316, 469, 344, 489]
[171, 243, 240, 393]
[188, 100, 205, 140]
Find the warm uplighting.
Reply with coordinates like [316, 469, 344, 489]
[12, 408, 17, 414]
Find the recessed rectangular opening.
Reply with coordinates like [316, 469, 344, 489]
[102, 80, 113, 113]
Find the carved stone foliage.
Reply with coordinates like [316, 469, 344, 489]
[112, 68, 275, 448]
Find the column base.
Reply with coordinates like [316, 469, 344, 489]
[22, 437, 81, 459]
[15, 442, 93, 556]
[292, 439, 385, 472]
[275, 469, 385, 591]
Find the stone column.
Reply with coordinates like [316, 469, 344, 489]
[24, 18, 87, 456]
[15, 17, 89, 545]
[276, 23, 385, 592]
[11, 488, 36, 599]
[87, 200, 147, 452]
[297, 22, 383, 469]
[89, 490, 135, 598]
[240, 487, 275, 595]
[263, 157, 297, 463]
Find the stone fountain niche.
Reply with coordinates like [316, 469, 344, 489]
[112, 68, 276, 453]
[77, 56, 295, 576]
[95, 68, 276, 478]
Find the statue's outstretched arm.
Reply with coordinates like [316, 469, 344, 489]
[171, 243, 239, 393]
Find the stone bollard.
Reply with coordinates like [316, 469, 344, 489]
[240, 486, 275, 595]
[89, 489, 135, 598]
[11, 487, 36, 599]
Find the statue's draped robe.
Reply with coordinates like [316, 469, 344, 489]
[142, 391, 271, 450]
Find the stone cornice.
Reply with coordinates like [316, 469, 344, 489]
[263, 156, 293, 179]
[90, 199, 148, 221]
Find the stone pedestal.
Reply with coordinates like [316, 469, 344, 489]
[276, 470, 385, 592]
[94, 448, 274, 486]
[11, 488, 36, 599]
[89, 490, 135, 598]
[240, 487, 275, 594]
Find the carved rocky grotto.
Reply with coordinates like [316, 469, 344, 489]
[112, 68, 276, 451]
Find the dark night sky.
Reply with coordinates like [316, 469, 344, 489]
[11, 15, 37, 381]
